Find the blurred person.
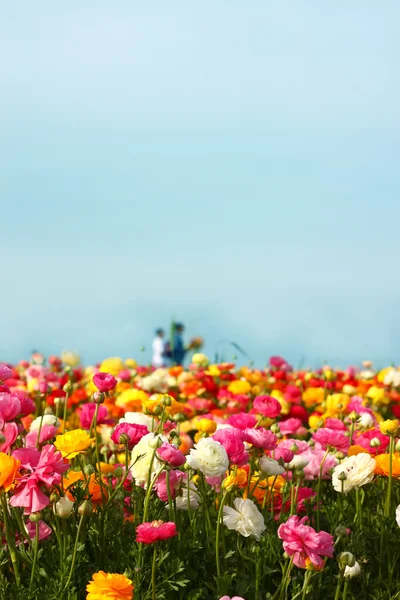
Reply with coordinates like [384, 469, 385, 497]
[152, 328, 165, 368]
[170, 322, 187, 366]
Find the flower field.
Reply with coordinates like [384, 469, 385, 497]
[0, 353, 400, 600]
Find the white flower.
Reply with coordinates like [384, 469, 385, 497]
[344, 561, 361, 578]
[332, 453, 376, 493]
[396, 505, 400, 527]
[287, 455, 309, 470]
[30, 415, 60, 431]
[120, 412, 156, 431]
[259, 456, 285, 476]
[130, 432, 166, 486]
[357, 412, 374, 429]
[383, 368, 400, 388]
[53, 497, 74, 518]
[186, 437, 229, 478]
[223, 498, 266, 540]
[175, 483, 201, 510]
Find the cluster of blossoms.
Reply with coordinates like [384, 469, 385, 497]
[0, 354, 399, 598]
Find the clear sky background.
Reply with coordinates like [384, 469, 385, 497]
[1, 2, 399, 368]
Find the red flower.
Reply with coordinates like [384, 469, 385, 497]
[93, 372, 117, 393]
[136, 521, 178, 544]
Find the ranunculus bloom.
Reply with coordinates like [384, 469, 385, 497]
[301, 449, 338, 480]
[136, 520, 178, 544]
[0, 393, 21, 421]
[111, 422, 149, 448]
[30, 415, 59, 431]
[278, 515, 334, 568]
[14, 392, 36, 416]
[0, 422, 19, 453]
[227, 413, 257, 430]
[25, 520, 52, 543]
[332, 453, 376, 493]
[219, 597, 245, 600]
[243, 427, 278, 450]
[279, 418, 303, 436]
[156, 443, 186, 467]
[223, 498, 266, 540]
[312, 428, 350, 452]
[0, 452, 20, 491]
[0, 364, 13, 381]
[92, 372, 118, 393]
[259, 456, 285, 476]
[212, 429, 248, 466]
[253, 396, 282, 418]
[86, 571, 134, 600]
[26, 425, 58, 448]
[154, 470, 184, 501]
[269, 356, 288, 369]
[186, 437, 229, 478]
[80, 402, 110, 429]
[54, 430, 94, 460]
[274, 446, 295, 464]
[130, 433, 167, 487]
[324, 418, 347, 431]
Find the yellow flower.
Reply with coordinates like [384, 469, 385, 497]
[55, 430, 94, 459]
[125, 358, 137, 369]
[205, 365, 221, 377]
[324, 393, 350, 417]
[377, 368, 390, 383]
[227, 380, 251, 395]
[99, 357, 125, 376]
[309, 414, 324, 429]
[192, 353, 209, 366]
[342, 384, 356, 396]
[0, 453, 20, 491]
[302, 387, 325, 408]
[61, 351, 81, 367]
[196, 418, 217, 434]
[367, 386, 389, 406]
[86, 571, 133, 600]
[379, 419, 399, 436]
[223, 468, 247, 490]
[116, 388, 149, 411]
[143, 394, 182, 416]
[271, 390, 290, 415]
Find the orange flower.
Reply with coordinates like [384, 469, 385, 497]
[348, 445, 370, 456]
[0, 453, 20, 491]
[169, 366, 183, 377]
[86, 571, 133, 600]
[143, 394, 182, 416]
[179, 380, 205, 399]
[64, 471, 108, 504]
[374, 453, 400, 478]
[223, 468, 248, 490]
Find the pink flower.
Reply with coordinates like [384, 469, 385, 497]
[26, 425, 58, 448]
[213, 429, 249, 466]
[302, 449, 338, 480]
[111, 423, 148, 448]
[324, 418, 346, 431]
[13, 392, 36, 416]
[312, 428, 350, 452]
[274, 446, 295, 464]
[227, 413, 257, 430]
[154, 470, 184, 501]
[219, 597, 245, 600]
[279, 418, 303, 436]
[118, 369, 132, 381]
[0, 365, 13, 381]
[278, 515, 334, 568]
[10, 446, 69, 514]
[136, 520, 178, 544]
[278, 439, 310, 453]
[355, 429, 389, 454]
[188, 398, 215, 413]
[156, 443, 186, 467]
[24, 520, 52, 543]
[0, 422, 19, 453]
[243, 427, 278, 450]
[79, 402, 110, 429]
[92, 372, 117, 393]
[269, 356, 288, 369]
[0, 393, 21, 421]
[253, 396, 281, 418]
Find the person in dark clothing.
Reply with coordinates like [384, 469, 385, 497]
[171, 322, 187, 366]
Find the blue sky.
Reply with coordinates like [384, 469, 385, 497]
[1, 1, 400, 367]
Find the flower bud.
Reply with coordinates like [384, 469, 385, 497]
[271, 423, 281, 434]
[344, 561, 361, 578]
[44, 407, 54, 415]
[39, 381, 49, 394]
[118, 433, 130, 445]
[84, 464, 95, 476]
[49, 491, 60, 504]
[94, 391, 105, 404]
[162, 394, 173, 407]
[348, 411, 358, 422]
[153, 405, 163, 416]
[148, 436, 163, 449]
[0, 434, 6, 444]
[78, 500, 92, 516]
[113, 466, 124, 478]
[290, 443, 299, 453]
[63, 380, 73, 394]
[339, 552, 356, 567]
[338, 471, 347, 482]
[29, 512, 42, 523]
[395, 440, 400, 453]
[370, 437, 381, 448]
[335, 525, 348, 537]
[169, 429, 178, 439]
[54, 497, 74, 519]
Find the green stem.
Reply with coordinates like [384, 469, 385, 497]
[301, 570, 311, 600]
[28, 522, 39, 596]
[316, 448, 329, 530]
[333, 574, 342, 600]
[63, 513, 86, 593]
[1, 494, 20, 589]
[342, 578, 349, 600]
[151, 543, 158, 600]
[166, 470, 174, 521]
[216, 490, 229, 577]
[385, 435, 395, 517]
[62, 392, 69, 433]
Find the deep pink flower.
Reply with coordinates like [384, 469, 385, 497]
[136, 521, 178, 544]
[156, 443, 186, 467]
[213, 429, 249, 466]
[312, 428, 350, 452]
[277, 515, 334, 568]
[24, 520, 52, 543]
[79, 402, 111, 429]
[118, 369, 132, 381]
[355, 429, 389, 455]
[188, 398, 215, 413]
[269, 356, 288, 369]
[227, 413, 257, 430]
[324, 418, 346, 431]
[92, 372, 117, 393]
[26, 425, 58, 448]
[111, 422, 148, 448]
[0, 365, 13, 381]
[154, 470, 184, 501]
[0, 422, 18, 453]
[274, 446, 295, 464]
[10, 446, 69, 514]
[253, 396, 281, 418]
[0, 393, 21, 421]
[219, 597, 245, 600]
[243, 427, 278, 450]
[279, 418, 303, 436]
[13, 392, 36, 416]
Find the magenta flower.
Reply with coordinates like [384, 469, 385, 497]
[13, 391, 36, 416]
[156, 443, 186, 467]
[324, 418, 346, 431]
[274, 446, 295, 464]
[312, 428, 350, 452]
[26, 425, 58, 448]
[79, 402, 111, 429]
[279, 418, 303, 436]
[253, 396, 282, 418]
[243, 427, 278, 450]
[213, 429, 249, 466]
[227, 413, 257, 430]
[0, 422, 18, 453]
[111, 422, 149, 448]
[154, 470, 184, 501]
[136, 521, 178, 544]
[10, 446, 69, 514]
[0, 364, 13, 382]
[92, 372, 117, 393]
[278, 515, 334, 568]
[0, 393, 21, 421]
[24, 520, 52, 543]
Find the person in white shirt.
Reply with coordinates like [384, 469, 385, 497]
[152, 328, 165, 368]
